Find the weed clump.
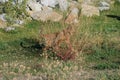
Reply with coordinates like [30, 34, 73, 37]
[0, 0, 28, 25]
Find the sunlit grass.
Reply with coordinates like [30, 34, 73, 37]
[0, 2, 120, 80]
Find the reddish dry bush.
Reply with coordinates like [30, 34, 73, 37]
[55, 47, 76, 61]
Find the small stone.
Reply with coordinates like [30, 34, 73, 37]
[12, 0, 23, 4]
[98, 7, 110, 11]
[15, 20, 24, 25]
[5, 27, 15, 32]
[99, 1, 110, 7]
[0, 14, 6, 22]
[98, 1, 110, 11]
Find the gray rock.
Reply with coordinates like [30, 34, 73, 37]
[99, 1, 110, 7]
[98, 1, 110, 11]
[15, 20, 24, 25]
[0, 14, 6, 22]
[40, 0, 58, 8]
[30, 6, 52, 21]
[65, 7, 79, 24]
[5, 27, 15, 32]
[27, 0, 42, 12]
[0, 14, 7, 28]
[30, 6, 63, 22]
[12, 0, 23, 4]
[98, 7, 110, 11]
[58, 0, 69, 11]
[81, 4, 100, 17]
[0, 0, 8, 3]
[118, 0, 120, 2]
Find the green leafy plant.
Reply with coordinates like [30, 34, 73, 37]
[1, 0, 28, 25]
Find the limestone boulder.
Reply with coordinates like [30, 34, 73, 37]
[27, 0, 42, 12]
[81, 4, 100, 17]
[40, 0, 58, 8]
[65, 7, 79, 24]
[30, 6, 63, 22]
[58, 0, 69, 11]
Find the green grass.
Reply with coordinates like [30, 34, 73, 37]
[0, 3, 120, 80]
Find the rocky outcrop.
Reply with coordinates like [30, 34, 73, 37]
[27, 0, 69, 12]
[0, 0, 117, 26]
